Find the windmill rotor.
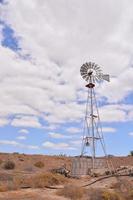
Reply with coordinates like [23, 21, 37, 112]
[80, 62, 110, 82]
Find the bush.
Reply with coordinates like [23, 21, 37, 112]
[32, 172, 67, 188]
[34, 161, 44, 168]
[0, 184, 8, 192]
[102, 191, 122, 200]
[4, 160, 15, 170]
[127, 190, 133, 200]
[0, 159, 3, 165]
[87, 189, 122, 200]
[57, 185, 86, 200]
[88, 189, 103, 200]
[112, 180, 132, 193]
[130, 151, 133, 156]
[11, 172, 67, 190]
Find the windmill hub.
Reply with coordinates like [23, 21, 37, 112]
[87, 69, 96, 77]
[87, 70, 93, 76]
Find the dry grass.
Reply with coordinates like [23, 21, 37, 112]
[31, 172, 67, 188]
[0, 159, 3, 165]
[34, 161, 44, 168]
[4, 160, 15, 170]
[111, 179, 133, 196]
[57, 184, 86, 200]
[11, 172, 67, 190]
[87, 188, 123, 200]
[87, 188, 103, 200]
[126, 190, 133, 200]
[102, 191, 122, 200]
[0, 184, 8, 192]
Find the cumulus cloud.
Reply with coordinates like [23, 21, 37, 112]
[18, 129, 29, 134]
[128, 132, 133, 136]
[0, 24, 4, 43]
[42, 141, 76, 150]
[102, 127, 116, 133]
[11, 116, 42, 128]
[16, 136, 27, 140]
[99, 104, 133, 123]
[0, 118, 9, 126]
[97, 67, 133, 103]
[70, 140, 81, 146]
[66, 127, 81, 134]
[0, 139, 39, 149]
[48, 132, 74, 139]
[0, 0, 133, 129]
[49, 132, 65, 139]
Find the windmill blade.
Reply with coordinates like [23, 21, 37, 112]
[95, 66, 101, 71]
[91, 62, 95, 68]
[93, 64, 98, 70]
[86, 76, 89, 81]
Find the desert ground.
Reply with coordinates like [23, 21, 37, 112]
[0, 153, 132, 200]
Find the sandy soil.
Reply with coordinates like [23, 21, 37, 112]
[0, 153, 132, 200]
[0, 188, 68, 200]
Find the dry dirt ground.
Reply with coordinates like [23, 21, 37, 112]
[0, 176, 132, 200]
[0, 153, 132, 200]
[0, 188, 68, 200]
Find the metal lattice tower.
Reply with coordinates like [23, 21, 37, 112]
[80, 62, 111, 172]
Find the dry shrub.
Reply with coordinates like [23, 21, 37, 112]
[88, 188, 103, 200]
[111, 180, 132, 193]
[88, 189, 122, 200]
[32, 172, 67, 188]
[13, 176, 32, 190]
[102, 191, 122, 200]
[0, 184, 8, 192]
[8, 172, 67, 191]
[34, 161, 44, 168]
[57, 185, 86, 200]
[0, 159, 3, 165]
[4, 160, 15, 170]
[126, 190, 133, 200]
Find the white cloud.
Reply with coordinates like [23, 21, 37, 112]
[0, 118, 9, 127]
[66, 127, 81, 134]
[18, 129, 29, 134]
[48, 132, 73, 139]
[11, 116, 42, 128]
[42, 141, 75, 150]
[0, 24, 4, 44]
[97, 68, 133, 103]
[70, 140, 81, 146]
[128, 132, 133, 136]
[0, 139, 39, 149]
[0, 140, 18, 146]
[0, 0, 133, 129]
[99, 104, 131, 123]
[49, 132, 65, 139]
[102, 127, 116, 133]
[16, 136, 27, 140]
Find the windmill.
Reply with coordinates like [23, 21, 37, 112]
[80, 62, 110, 171]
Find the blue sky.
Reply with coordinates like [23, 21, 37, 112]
[0, 0, 133, 156]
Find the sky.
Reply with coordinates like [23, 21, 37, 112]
[0, 0, 133, 156]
